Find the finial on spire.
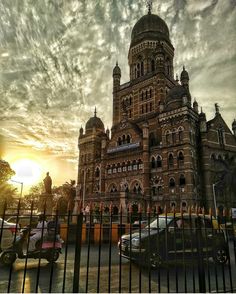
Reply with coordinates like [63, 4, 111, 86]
[146, 0, 152, 14]
[183, 65, 185, 71]
[201, 107, 203, 113]
[215, 103, 220, 114]
[175, 74, 179, 82]
[116, 61, 118, 66]
[94, 107, 97, 117]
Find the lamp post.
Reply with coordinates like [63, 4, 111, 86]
[212, 183, 217, 216]
[10, 179, 23, 198]
[212, 180, 222, 216]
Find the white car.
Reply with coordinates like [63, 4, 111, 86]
[0, 218, 18, 251]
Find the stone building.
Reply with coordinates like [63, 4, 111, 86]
[77, 10, 236, 212]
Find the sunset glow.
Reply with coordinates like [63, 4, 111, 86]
[11, 159, 42, 185]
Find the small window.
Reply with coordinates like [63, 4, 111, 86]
[151, 157, 156, 169]
[169, 178, 175, 188]
[156, 156, 162, 168]
[168, 154, 174, 168]
[179, 174, 186, 186]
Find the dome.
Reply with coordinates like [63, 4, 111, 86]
[85, 111, 104, 132]
[131, 13, 170, 47]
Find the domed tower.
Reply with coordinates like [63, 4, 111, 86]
[78, 108, 106, 202]
[128, 9, 174, 80]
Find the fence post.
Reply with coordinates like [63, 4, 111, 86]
[73, 212, 83, 293]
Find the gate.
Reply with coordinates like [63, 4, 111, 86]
[0, 200, 236, 293]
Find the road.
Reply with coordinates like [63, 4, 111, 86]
[0, 242, 235, 293]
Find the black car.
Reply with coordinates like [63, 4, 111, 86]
[118, 213, 229, 267]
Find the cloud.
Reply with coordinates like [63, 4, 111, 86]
[0, 0, 235, 182]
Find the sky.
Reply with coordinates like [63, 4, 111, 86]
[0, 0, 236, 192]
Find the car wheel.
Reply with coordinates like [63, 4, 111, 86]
[0, 251, 17, 266]
[46, 250, 59, 263]
[213, 248, 229, 265]
[149, 252, 163, 268]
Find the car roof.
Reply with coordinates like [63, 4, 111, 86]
[158, 213, 216, 219]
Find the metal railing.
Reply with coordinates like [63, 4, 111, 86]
[0, 200, 236, 293]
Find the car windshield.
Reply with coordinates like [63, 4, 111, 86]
[146, 216, 173, 229]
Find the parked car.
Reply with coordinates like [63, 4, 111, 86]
[6, 215, 39, 229]
[118, 213, 229, 267]
[0, 218, 18, 251]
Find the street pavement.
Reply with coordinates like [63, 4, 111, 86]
[0, 242, 235, 293]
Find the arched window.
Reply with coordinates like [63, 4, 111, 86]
[107, 165, 112, 174]
[151, 59, 155, 71]
[122, 134, 126, 144]
[127, 161, 132, 171]
[179, 174, 186, 186]
[117, 163, 121, 173]
[127, 134, 131, 144]
[141, 61, 144, 76]
[133, 183, 142, 194]
[118, 137, 122, 146]
[138, 159, 143, 170]
[178, 127, 184, 142]
[172, 131, 176, 144]
[112, 164, 117, 174]
[156, 155, 162, 168]
[149, 132, 156, 147]
[218, 128, 224, 146]
[110, 185, 117, 193]
[178, 151, 184, 167]
[151, 157, 156, 169]
[168, 154, 174, 168]
[149, 88, 152, 98]
[166, 131, 171, 145]
[95, 167, 100, 178]
[137, 63, 140, 78]
[132, 160, 137, 170]
[169, 178, 175, 188]
[122, 162, 126, 172]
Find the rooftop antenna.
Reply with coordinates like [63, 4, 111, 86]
[146, 0, 152, 14]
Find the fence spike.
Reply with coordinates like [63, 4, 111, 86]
[188, 205, 191, 216]
[223, 208, 226, 217]
[99, 202, 104, 212]
[119, 203, 122, 213]
[209, 207, 212, 216]
[147, 204, 151, 214]
[138, 203, 142, 213]
[164, 205, 167, 215]
[109, 202, 113, 214]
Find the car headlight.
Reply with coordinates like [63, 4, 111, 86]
[131, 238, 140, 247]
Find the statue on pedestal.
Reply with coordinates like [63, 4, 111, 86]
[43, 172, 52, 194]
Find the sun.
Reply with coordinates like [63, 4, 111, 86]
[11, 159, 42, 185]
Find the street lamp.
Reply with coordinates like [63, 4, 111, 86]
[212, 180, 222, 216]
[10, 179, 23, 198]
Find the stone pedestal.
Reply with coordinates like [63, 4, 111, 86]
[39, 193, 53, 217]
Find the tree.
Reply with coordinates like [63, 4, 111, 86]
[0, 159, 17, 215]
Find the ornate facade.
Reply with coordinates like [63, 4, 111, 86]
[77, 11, 236, 211]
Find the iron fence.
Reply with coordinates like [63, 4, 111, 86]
[0, 200, 236, 293]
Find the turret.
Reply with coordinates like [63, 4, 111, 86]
[79, 126, 83, 138]
[232, 119, 236, 136]
[199, 107, 207, 132]
[193, 98, 199, 113]
[180, 66, 189, 88]
[113, 62, 121, 91]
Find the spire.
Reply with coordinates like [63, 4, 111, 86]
[146, 0, 152, 14]
[215, 103, 220, 115]
[94, 107, 97, 117]
[175, 74, 179, 83]
[116, 61, 118, 66]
